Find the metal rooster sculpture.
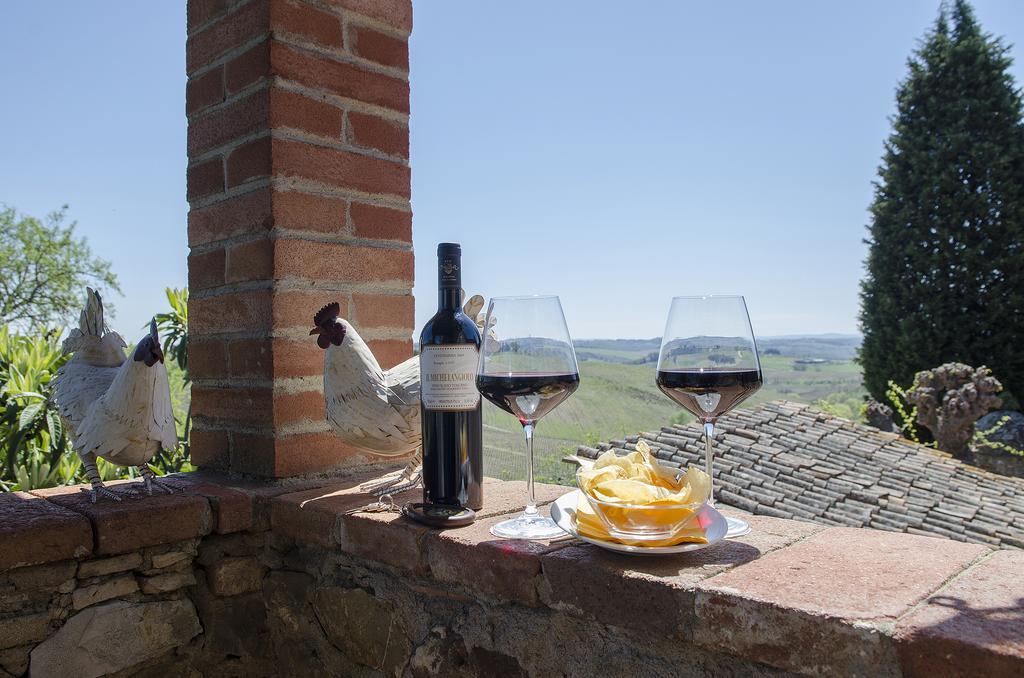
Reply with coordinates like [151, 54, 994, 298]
[52, 289, 178, 502]
[311, 294, 486, 495]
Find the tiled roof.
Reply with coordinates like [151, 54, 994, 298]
[575, 401, 1024, 549]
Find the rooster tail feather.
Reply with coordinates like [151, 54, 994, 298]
[61, 289, 124, 358]
[81, 288, 106, 337]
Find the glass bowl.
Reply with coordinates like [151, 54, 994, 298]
[576, 469, 706, 542]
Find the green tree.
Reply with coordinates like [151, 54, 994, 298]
[859, 0, 1024, 402]
[0, 205, 120, 327]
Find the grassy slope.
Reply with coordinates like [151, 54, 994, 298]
[483, 353, 866, 485]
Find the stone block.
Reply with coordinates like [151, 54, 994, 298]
[30, 599, 201, 677]
[72, 574, 140, 610]
[77, 552, 143, 578]
[0, 611, 51, 650]
[207, 557, 265, 597]
[312, 586, 411, 674]
[150, 550, 192, 570]
[0, 492, 92, 571]
[139, 571, 196, 595]
[895, 549, 1024, 677]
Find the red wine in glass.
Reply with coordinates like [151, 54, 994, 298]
[656, 368, 762, 421]
[477, 372, 580, 424]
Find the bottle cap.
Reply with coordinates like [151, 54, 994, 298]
[437, 242, 461, 256]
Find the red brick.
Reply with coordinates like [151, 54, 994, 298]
[273, 389, 323, 427]
[273, 291, 348, 329]
[228, 336, 331, 381]
[350, 201, 410, 242]
[274, 239, 413, 284]
[229, 431, 277, 476]
[225, 237, 274, 282]
[352, 294, 412, 329]
[426, 516, 563, 606]
[273, 431, 366, 476]
[270, 480, 428, 571]
[190, 289, 273, 335]
[366, 339, 412, 369]
[187, 157, 225, 201]
[270, 42, 408, 113]
[270, 474, 391, 548]
[188, 186, 273, 246]
[270, 338, 324, 378]
[896, 549, 1024, 677]
[227, 135, 272, 187]
[227, 338, 273, 378]
[189, 427, 230, 469]
[271, 0, 343, 49]
[347, 111, 407, 158]
[273, 137, 409, 198]
[187, 338, 230, 379]
[195, 484, 254, 534]
[0, 492, 93, 571]
[326, 0, 411, 33]
[187, 0, 230, 32]
[187, 248, 226, 290]
[186, 66, 225, 116]
[225, 39, 270, 93]
[694, 527, 988, 675]
[230, 429, 365, 478]
[188, 88, 269, 156]
[272, 190, 347, 233]
[193, 385, 273, 426]
[350, 24, 407, 70]
[541, 511, 823, 635]
[270, 88, 344, 139]
[34, 487, 213, 556]
[187, 0, 270, 74]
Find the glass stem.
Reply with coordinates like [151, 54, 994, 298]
[523, 421, 537, 515]
[704, 421, 715, 507]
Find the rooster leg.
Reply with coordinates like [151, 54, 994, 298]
[359, 468, 405, 494]
[78, 452, 124, 503]
[137, 466, 180, 495]
[376, 465, 422, 496]
[360, 450, 423, 497]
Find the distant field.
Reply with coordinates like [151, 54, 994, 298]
[483, 336, 865, 486]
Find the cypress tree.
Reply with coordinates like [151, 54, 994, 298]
[860, 0, 1024, 403]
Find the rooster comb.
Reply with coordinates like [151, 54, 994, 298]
[314, 302, 341, 329]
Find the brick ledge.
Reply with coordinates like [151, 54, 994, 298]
[1, 471, 1021, 676]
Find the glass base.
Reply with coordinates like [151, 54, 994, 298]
[490, 510, 566, 540]
[725, 516, 751, 539]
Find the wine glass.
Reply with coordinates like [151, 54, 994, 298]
[655, 295, 762, 538]
[477, 295, 580, 540]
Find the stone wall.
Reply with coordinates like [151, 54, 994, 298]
[1, 472, 1021, 677]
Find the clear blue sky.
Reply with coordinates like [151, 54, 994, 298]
[2, 1, 1022, 340]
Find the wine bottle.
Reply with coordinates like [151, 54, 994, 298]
[418, 243, 483, 510]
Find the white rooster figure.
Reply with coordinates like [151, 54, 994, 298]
[312, 295, 486, 495]
[53, 289, 178, 502]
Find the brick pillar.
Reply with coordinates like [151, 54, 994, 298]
[185, 0, 414, 477]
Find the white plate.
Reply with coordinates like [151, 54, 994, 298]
[549, 490, 727, 556]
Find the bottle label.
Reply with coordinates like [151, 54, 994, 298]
[420, 345, 480, 410]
